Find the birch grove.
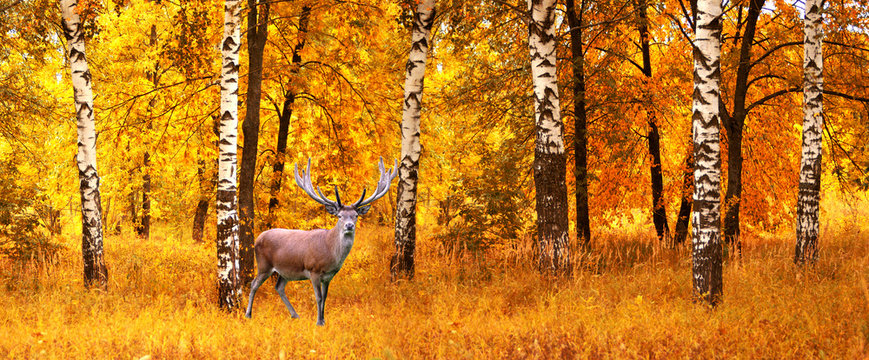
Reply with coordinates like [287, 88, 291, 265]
[392, 0, 436, 281]
[795, 0, 824, 264]
[528, 0, 570, 275]
[691, 0, 723, 304]
[216, 0, 242, 309]
[61, 0, 108, 288]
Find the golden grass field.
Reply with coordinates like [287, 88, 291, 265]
[1, 198, 868, 359]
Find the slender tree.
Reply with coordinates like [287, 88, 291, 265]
[139, 17, 160, 240]
[795, 0, 824, 264]
[672, 144, 693, 246]
[192, 161, 210, 243]
[217, 0, 242, 310]
[266, 5, 311, 229]
[238, 0, 270, 286]
[392, 0, 436, 281]
[720, 0, 766, 254]
[691, 0, 723, 305]
[61, 0, 108, 288]
[193, 116, 219, 243]
[635, 0, 669, 244]
[529, 0, 570, 275]
[565, 0, 591, 247]
[672, 0, 698, 247]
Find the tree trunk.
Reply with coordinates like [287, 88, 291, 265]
[238, 0, 269, 287]
[529, 0, 570, 276]
[266, 5, 310, 229]
[392, 0, 436, 281]
[61, 0, 108, 289]
[672, 142, 693, 246]
[192, 160, 210, 243]
[565, 0, 590, 247]
[636, 0, 669, 243]
[691, 0, 723, 305]
[193, 118, 220, 243]
[672, 0, 698, 248]
[721, 0, 764, 254]
[795, 0, 824, 264]
[217, 0, 242, 310]
[722, 111, 743, 254]
[140, 151, 151, 238]
[138, 19, 159, 240]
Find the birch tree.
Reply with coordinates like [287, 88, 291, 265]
[529, 0, 570, 275]
[691, 0, 723, 304]
[61, 0, 108, 288]
[795, 0, 824, 264]
[217, 0, 242, 309]
[392, 0, 436, 281]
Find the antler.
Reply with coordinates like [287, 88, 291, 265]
[294, 158, 341, 208]
[353, 157, 399, 208]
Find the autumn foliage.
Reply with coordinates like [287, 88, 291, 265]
[1, 0, 868, 357]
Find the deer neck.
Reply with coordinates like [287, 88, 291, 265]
[329, 224, 356, 263]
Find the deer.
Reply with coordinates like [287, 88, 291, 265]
[244, 157, 398, 326]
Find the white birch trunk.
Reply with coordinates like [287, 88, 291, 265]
[61, 0, 108, 288]
[529, 0, 570, 275]
[795, 0, 824, 264]
[217, 0, 241, 309]
[392, 0, 436, 281]
[691, 0, 723, 304]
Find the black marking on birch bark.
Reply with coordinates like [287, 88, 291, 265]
[81, 70, 92, 85]
[222, 36, 238, 50]
[61, 20, 75, 40]
[69, 48, 86, 63]
[412, 38, 428, 52]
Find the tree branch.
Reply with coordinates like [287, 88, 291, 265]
[745, 87, 800, 113]
[750, 41, 801, 69]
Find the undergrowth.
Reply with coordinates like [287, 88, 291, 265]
[1, 220, 867, 359]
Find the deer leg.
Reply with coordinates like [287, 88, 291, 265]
[275, 277, 300, 319]
[310, 276, 325, 326]
[321, 280, 331, 309]
[245, 272, 271, 318]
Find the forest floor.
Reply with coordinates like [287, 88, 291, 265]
[1, 219, 867, 359]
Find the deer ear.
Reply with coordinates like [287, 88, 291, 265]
[325, 203, 341, 216]
[355, 205, 371, 215]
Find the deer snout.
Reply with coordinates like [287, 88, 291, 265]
[344, 222, 356, 232]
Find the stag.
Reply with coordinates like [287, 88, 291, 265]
[245, 157, 397, 326]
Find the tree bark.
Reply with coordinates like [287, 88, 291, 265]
[691, 0, 723, 305]
[795, 0, 824, 264]
[193, 118, 219, 243]
[192, 160, 210, 243]
[565, 0, 591, 247]
[61, 0, 108, 289]
[636, 0, 669, 244]
[217, 0, 242, 310]
[140, 151, 151, 238]
[392, 0, 436, 281]
[238, 0, 269, 287]
[529, 0, 570, 276]
[138, 10, 160, 240]
[672, 142, 693, 246]
[266, 5, 310, 229]
[721, 0, 764, 254]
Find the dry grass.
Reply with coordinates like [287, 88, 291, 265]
[1, 214, 867, 359]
